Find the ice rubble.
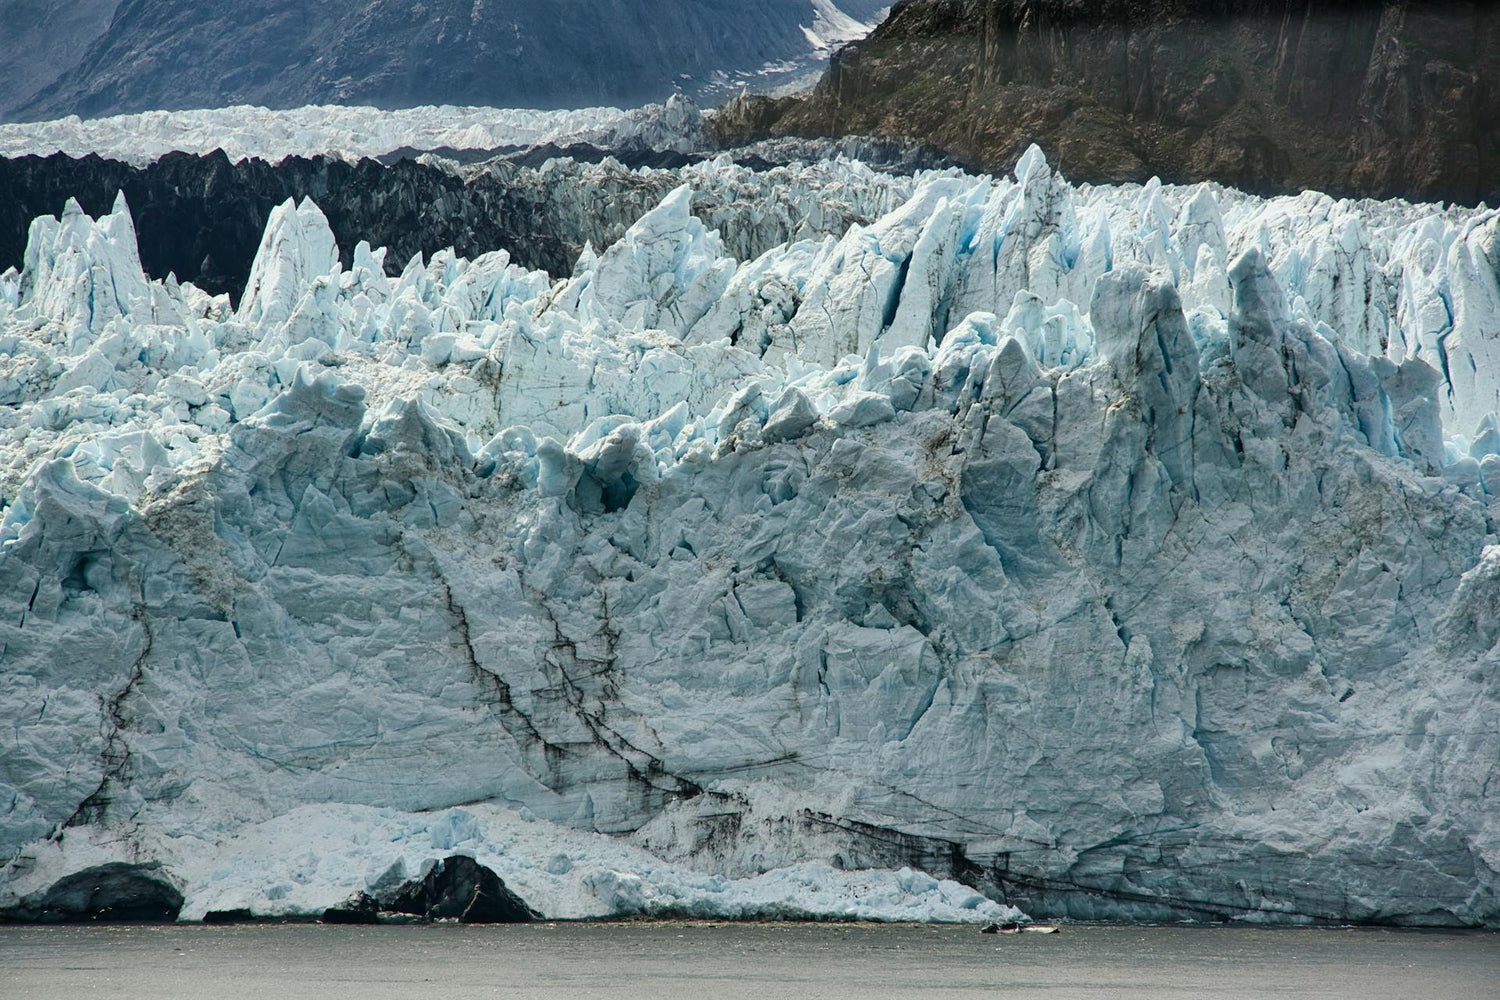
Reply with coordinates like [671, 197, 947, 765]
[0, 99, 707, 166]
[5, 803, 1019, 924]
[0, 147, 1497, 925]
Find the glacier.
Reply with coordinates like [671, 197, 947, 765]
[0, 100, 708, 166]
[0, 145, 1497, 926]
[0, 98, 949, 178]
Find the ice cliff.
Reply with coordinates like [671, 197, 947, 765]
[0, 148, 1497, 925]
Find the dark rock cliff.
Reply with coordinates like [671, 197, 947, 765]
[0, 151, 691, 302]
[0, 149, 890, 304]
[715, 0, 1500, 202]
[1, 152, 550, 303]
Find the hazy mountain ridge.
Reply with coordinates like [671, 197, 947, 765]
[2, 0, 889, 123]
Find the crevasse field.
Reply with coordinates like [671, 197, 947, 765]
[0, 100, 709, 165]
[0, 108, 1497, 925]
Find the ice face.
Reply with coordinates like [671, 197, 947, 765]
[0, 147, 1497, 926]
[566, 185, 737, 338]
[18, 193, 152, 338]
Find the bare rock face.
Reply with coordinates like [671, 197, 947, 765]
[718, 0, 1500, 203]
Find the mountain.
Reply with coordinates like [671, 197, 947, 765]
[1, 0, 889, 123]
[0, 0, 119, 123]
[714, 0, 1500, 203]
[1, 147, 1497, 925]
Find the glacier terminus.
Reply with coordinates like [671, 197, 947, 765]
[0, 133, 1496, 927]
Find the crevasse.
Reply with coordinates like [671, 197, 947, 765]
[0, 147, 1496, 925]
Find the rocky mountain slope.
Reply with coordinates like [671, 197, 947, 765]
[0, 0, 119, 124]
[1, 150, 1497, 925]
[2, 0, 888, 123]
[716, 0, 1500, 203]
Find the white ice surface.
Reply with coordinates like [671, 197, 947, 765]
[0, 146, 1497, 925]
[0, 99, 705, 165]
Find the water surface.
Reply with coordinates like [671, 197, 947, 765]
[2, 921, 1495, 999]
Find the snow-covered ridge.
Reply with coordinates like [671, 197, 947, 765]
[0, 99, 708, 166]
[803, 0, 887, 55]
[0, 148, 1497, 925]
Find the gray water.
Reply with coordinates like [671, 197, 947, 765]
[2, 922, 1495, 1000]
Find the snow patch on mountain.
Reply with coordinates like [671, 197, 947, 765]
[803, 0, 887, 54]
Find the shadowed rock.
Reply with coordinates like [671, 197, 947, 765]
[2, 863, 183, 923]
[381, 857, 539, 924]
[320, 893, 382, 925]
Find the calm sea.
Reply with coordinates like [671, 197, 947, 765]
[2, 921, 1495, 999]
